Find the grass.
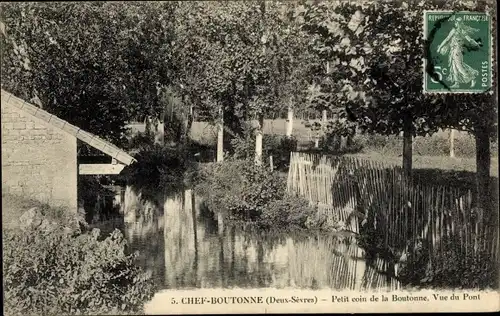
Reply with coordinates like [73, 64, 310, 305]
[346, 151, 499, 176]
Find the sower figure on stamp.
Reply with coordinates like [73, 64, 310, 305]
[437, 17, 481, 88]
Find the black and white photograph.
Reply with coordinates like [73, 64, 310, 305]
[1, 1, 498, 315]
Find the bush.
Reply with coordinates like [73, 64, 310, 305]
[319, 133, 364, 154]
[120, 144, 198, 198]
[194, 158, 329, 231]
[3, 223, 155, 315]
[2, 193, 85, 231]
[397, 237, 498, 290]
[260, 195, 316, 230]
[127, 131, 155, 153]
[195, 159, 286, 220]
[78, 176, 121, 224]
[229, 124, 257, 160]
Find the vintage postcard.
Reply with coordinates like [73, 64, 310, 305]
[1, 1, 498, 315]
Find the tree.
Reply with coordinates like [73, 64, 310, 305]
[248, 1, 314, 164]
[301, 0, 427, 175]
[265, 2, 314, 139]
[440, 0, 497, 212]
[300, 0, 497, 209]
[172, 1, 289, 164]
[1, 2, 177, 145]
[300, 0, 491, 174]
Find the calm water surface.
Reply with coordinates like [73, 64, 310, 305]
[119, 187, 400, 291]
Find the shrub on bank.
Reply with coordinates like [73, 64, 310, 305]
[2, 193, 85, 230]
[127, 130, 156, 153]
[120, 144, 198, 198]
[195, 159, 286, 220]
[194, 158, 319, 229]
[3, 214, 155, 315]
[261, 195, 317, 230]
[397, 237, 498, 290]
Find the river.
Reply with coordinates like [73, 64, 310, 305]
[116, 186, 400, 291]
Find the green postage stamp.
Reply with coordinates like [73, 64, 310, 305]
[424, 11, 492, 93]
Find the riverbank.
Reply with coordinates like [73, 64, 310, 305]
[2, 193, 156, 316]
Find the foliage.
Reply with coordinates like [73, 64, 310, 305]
[260, 195, 316, 230]
[172, 2, 314, 151]
[2, 193, 86, 231]
[229, 124, 298, 170]
[266, 135, 298, 170]
[78, 176, 121, 224]
[195, 159, 283, 220]
[3, 223, 155, 315]
[300, 0, 495, 136]
[299, 0, 496, 208]
[1, 2, 177, 145]
[356, 223, 387, 261]
[397, 237, 498, 289]
[194, 158, 319, 229]
[121, 144, 198, 199]
[159, 85, 191, 145]
[1, 1, 495, 152]
[127, 130, 156, 153]
[228, 123, 260, 160]
[318, 125, 363, 155]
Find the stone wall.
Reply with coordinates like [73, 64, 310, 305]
[1, 101, 78, 211]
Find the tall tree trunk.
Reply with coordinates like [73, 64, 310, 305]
[314, 137, 320, 149]
[332, 112, 340, 151]
[286, 104, 294, 137]
[222, 79, 246, 154]
[156, 121, 165, 146]
[322, 61, 330, 149]
[183, 104, 194, 144]
[475, 126, 491, 211]
[256, 1, 266, 166]
[217, 107, 224, 162]
[402, 119, 413, 179]
[449, 128, 456, 158]
[255, 114, 264, 166]
[346, 131, 353, 149]
[217, 211, 224, 235]
[222, 105, 244, 154]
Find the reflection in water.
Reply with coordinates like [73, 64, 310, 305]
[122, 187, 400, 291]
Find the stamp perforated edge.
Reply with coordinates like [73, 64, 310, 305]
[422, 10, 494, 95]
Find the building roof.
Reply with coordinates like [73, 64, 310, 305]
[1, 89, 136, 166]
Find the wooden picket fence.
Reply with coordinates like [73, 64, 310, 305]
[287, 152, 499, 273]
